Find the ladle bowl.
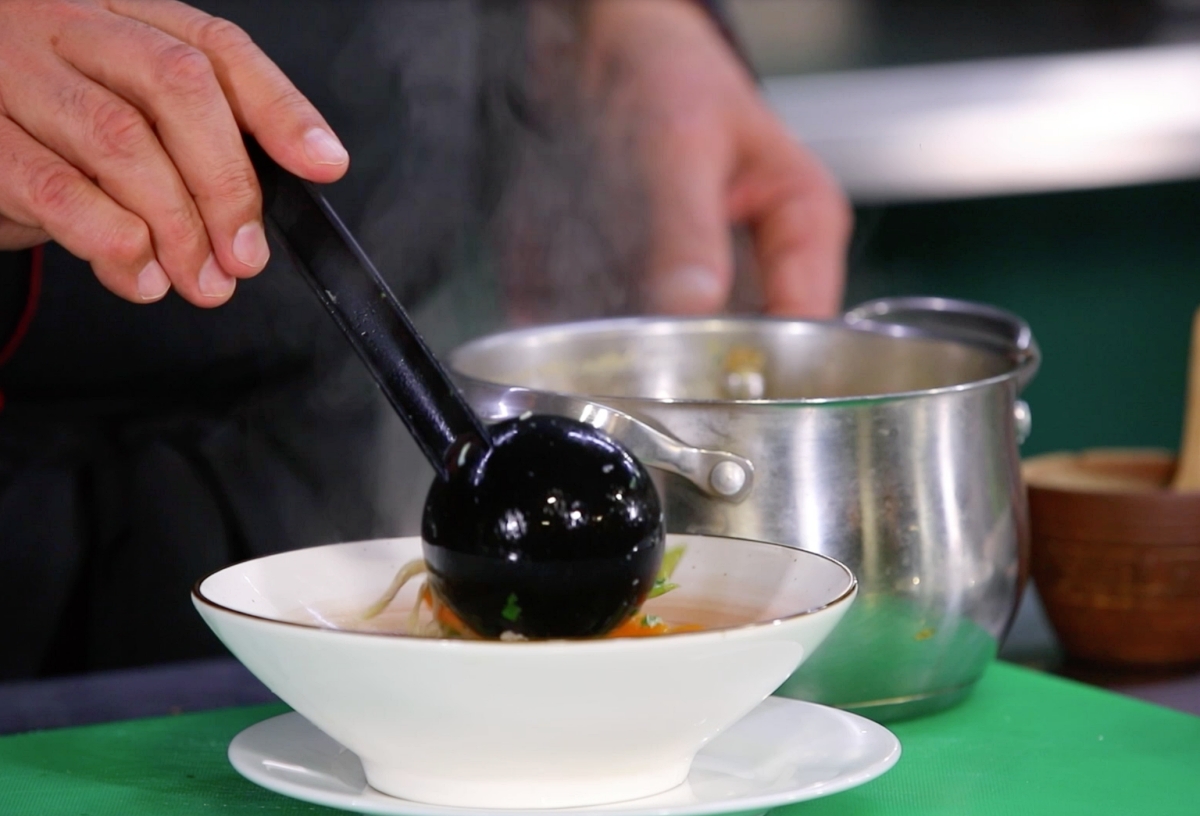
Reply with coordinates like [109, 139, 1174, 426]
[424, 414, 664, 638]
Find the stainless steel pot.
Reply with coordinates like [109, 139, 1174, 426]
[448, 297, 1039, 722]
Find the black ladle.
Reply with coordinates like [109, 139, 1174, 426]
[246, 140, 665, 639]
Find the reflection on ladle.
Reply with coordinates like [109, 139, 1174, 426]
[246, 139, 665, 639]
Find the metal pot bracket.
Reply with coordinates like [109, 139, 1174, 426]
[465, 384, 756, 503]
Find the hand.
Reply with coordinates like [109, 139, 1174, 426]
[582, 0, 851, 317]
[0, 0, 349, 306]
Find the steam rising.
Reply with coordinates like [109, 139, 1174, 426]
[325, 1, 655, 331]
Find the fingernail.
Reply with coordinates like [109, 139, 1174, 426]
[137, 259, 171, 301]
[303, 127, 349, 165]
[647, 265, 725, 312]
[232, 222, 270, 270]
[198, 254, 236, 298]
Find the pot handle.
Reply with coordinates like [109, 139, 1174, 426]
[458, 382, 755, 503]
[843, 296, 1041, 392]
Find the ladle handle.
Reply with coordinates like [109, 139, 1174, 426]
[247, 138, 490, 480]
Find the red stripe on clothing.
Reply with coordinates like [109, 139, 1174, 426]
[0, 244, 43, 368]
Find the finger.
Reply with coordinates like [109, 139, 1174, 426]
[730, 128, 852, 318]
[3, 56, 217, 300]
[639, 118, 736, 314]
[0, 116, 169, 303]
[0, 219, 49, 251]
[107, 0, 350, 182]
[56, 12, 256, 290]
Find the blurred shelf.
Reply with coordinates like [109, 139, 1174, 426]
[762, 43, 1200, 203]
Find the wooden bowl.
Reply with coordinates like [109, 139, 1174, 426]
[1024, 449, 1200, 668]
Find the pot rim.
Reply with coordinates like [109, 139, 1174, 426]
[449, 314, 1036, 407]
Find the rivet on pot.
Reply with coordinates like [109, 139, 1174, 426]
[1014, 400, 1033, 445]
[710, 460, 748, 497]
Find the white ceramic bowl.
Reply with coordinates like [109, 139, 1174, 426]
[193, 534, 856, 810]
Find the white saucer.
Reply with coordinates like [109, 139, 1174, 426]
[228, 696, 900, 816]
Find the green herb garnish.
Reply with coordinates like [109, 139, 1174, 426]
[647, 544, 686, 598]
[501, 592, 522, 622]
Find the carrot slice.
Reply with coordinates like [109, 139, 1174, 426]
[605, 615, 703, 638]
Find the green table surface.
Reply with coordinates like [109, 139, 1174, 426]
[1, 661, 1197, 816]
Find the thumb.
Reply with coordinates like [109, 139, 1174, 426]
[639, 131, 734, 315]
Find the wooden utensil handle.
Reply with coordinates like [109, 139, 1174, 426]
[1172, 307, 1200, 491]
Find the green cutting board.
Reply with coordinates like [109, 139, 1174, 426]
[1, 661, 1196, 815]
